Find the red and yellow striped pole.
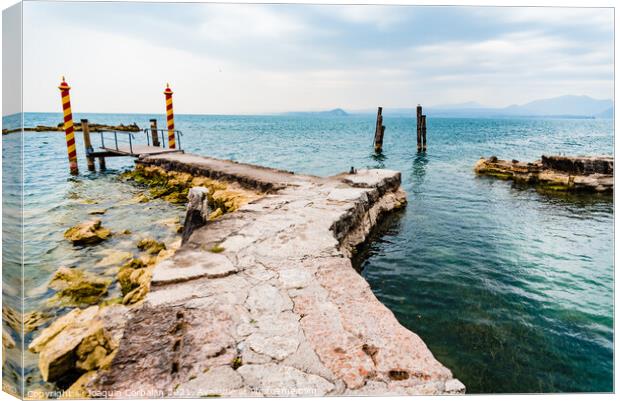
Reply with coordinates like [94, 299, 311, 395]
[59, 76, 78, 174]
[163, 83, 176, 149]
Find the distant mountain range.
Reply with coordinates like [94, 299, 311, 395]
[283, 108, 348, 117]
[343, 96, 614, 119]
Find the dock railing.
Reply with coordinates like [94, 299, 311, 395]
[97, 130, 139, 154]
[96, 128, 183, 155]
[143, 128, 183, 150]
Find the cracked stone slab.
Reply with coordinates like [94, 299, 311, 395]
[245, 283, 293, 315]
[237, 364, 335, 397]
[174, 366, 243, 397]
[151, 250, 237, 286]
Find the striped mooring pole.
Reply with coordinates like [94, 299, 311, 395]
[164, 83, 176, 149]
[59, 76, 78, 174]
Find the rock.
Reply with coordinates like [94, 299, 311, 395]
[151, 251, 237, 286]
[95, 251, 133, 268]
[127, 193, 149, 204]
[137, 238, 166, 255]
[237, 364, 334, 396]
[117, 258, 152, 305]
[64, 219, 111, 246]
[475, 155, 613, 193]
[88, 209, 107, 215]
[49, 267, 111, 306]
[173, 366, 243, 397]
[24, 310, 52, 333]
[208, 207, 223, 220]
[28, 305, 128, 383]
[181, 187, 210, 243]
[61, 371, 98, 399]
[3, 327, 15, 364]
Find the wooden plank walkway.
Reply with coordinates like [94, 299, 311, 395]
[98, 144, 183, 157]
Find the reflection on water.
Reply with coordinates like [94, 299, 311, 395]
[2, 112, 614, 394]
[370, 151, 387, 169]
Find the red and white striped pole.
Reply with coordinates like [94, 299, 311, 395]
[59, 76, 78, 174]
[163, 83, 176, 149]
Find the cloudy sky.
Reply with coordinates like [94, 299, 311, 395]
[20, 1, 614, 114]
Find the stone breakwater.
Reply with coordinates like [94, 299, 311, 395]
[475, 155, 613, 193]
[59, 153, 464, 397]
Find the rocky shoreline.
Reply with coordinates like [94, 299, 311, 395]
[474, 155, 613, 193]
[26, 154, 464, 398]
[2, 123, 141, 135]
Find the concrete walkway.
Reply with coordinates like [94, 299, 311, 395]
[89, 154, 465, 397]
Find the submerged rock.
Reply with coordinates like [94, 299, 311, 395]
[2, 327, 15, 365]
[64, 219, 111, 246]
[49, 267, 111, 306]
[95, 251, 133, 268]
[137, 238, 166, 255]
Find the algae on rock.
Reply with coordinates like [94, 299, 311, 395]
[48, 267, 111, 306]
[64, 219, 111, 246]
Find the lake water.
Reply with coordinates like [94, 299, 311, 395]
[2, 112, 614, 394]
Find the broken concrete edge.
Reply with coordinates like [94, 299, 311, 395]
[474, 155, 613, 194]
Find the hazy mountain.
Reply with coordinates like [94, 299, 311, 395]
[502, 95, 612, 116]
[596, 107, 614, 119]
[429, 101, 486, 109]
[289, 96, 613, 119]
[284, 108, 348, 117]
[426, 95, 613, 118]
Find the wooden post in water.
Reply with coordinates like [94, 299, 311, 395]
[421, 115, 427, 151]
[58, 77, 78, 175]
[374, 107, 384, 152]
[416, 104, 423, 151]
[80, 119, 96, 171]
[150, 118, 160, 147]
[98, 156, 106, 170]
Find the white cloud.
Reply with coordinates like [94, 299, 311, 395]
[197, 4, 309, 42]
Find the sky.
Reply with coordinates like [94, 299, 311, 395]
[12, 1, 616, 115]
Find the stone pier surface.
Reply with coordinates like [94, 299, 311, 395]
[475, 155, 613, 193]
[87, 153, 465, 397]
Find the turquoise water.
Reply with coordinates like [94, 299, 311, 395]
[4, 112, 614, 393]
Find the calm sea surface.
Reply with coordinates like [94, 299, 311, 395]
[3, 112, 614, 393]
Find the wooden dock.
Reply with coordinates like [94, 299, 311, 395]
[96, 144, 183, 157]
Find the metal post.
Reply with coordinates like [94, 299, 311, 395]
[58, 77, 78, 174]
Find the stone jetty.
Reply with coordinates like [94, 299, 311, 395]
[33, 153, 465, 397]
[475, 155, 613, 193]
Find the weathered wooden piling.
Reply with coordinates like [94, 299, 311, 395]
[80, 119, 96, 171]
[416, 104, 423, 151]
[58, 77, 78, 175]
[98, 156, 106, 170]
[163, 84, 176, 149]
[374, 107, 385, 152]
[149, 119, 160, 147]
[421, 115, 427, 151]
